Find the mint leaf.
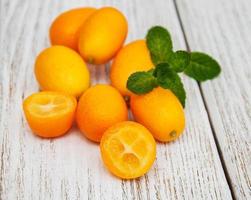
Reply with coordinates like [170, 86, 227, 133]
[184, 52, 221, 81]
[155, 63, 186, 107]
[169, 50, 190, 72]
[147, 68, 155, 75]
[127, 71, 157, 94]
[146, 26, 173, 65]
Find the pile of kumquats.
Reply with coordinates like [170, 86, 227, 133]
[23, 6, 221, 179]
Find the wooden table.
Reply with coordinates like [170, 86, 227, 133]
[1, 0, 250, 199]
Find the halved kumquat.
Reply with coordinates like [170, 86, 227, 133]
[100, 121, 156, 179]
[23, 91, 77, 138]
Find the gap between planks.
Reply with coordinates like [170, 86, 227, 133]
[172, 0, 235, 199]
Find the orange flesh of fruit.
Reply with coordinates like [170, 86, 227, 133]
[23, 92, 77, 138]
[100, 121, 156, 179]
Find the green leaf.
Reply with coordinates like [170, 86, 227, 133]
[184, 52, 221, 81]
[127, 71, 157, 94]
[169, 50, 190, 72]
[146, 26, 173, 65]
[155, 63, 186, 107]
[147, 68, 155, 75]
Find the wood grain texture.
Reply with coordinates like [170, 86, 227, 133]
[0, 0, 234, 199]
[175, 0, 251, 199]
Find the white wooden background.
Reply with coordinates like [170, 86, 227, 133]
[0, 0, 250, 199]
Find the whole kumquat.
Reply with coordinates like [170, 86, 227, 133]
[78, 7, 128, 64]
[76, 84, 128, 142]
[35, 45, 90, 98]
[49, 7, 96, 51]
[110, 40, 154, 97]
[130, 87, 185, 142]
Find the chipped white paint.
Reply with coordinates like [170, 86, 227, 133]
[1, 0, 249, 199]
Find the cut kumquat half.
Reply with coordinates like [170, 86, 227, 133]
[100, 121, 156, 179]
[23, 91, 77, 138]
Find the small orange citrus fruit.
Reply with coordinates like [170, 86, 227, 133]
[100, 121, 156, 179]
[76, 84, 128, 142]
[130, 87, 185, 142]
[23, 91, 77, 138]
[110, 40, 154, 96]
[49, 7, 96, 51]
[35, 45, 90, 98]
[78, 7, 128, 64]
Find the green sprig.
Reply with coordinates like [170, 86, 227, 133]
[127, 26, 221, 107]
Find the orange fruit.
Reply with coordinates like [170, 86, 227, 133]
[23, 91, 77, 138]
[100, 121, 156, 179]
[49, 7, 96, 51]
[76, 84, 128, 142]
[78, 7, 128, 64]
[110, 40, 154, 97]
[130, 87, 185, 142]
[35, 46, 90, 98]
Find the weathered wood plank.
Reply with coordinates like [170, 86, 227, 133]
[0, 0, 232, 199]
[175, 0, 251, 199]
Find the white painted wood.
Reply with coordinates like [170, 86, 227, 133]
[0, 0, 233, 199]
[175, 0, 251, 199]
